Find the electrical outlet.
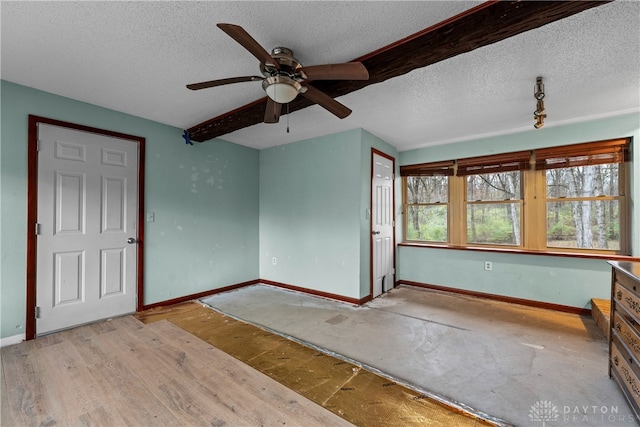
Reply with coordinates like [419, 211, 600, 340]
[484, 261, 493, 271]
[272, 257, 277, 265]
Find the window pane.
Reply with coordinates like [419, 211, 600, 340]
[406, 176, 448, 203]
[405, 205, 448, 242]
[467, 172, 521, 201]
[546, 200, 619, 250]
[467, 203, 521, 245]
[546, 164, 619, 198]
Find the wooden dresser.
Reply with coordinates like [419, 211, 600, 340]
[609, 261, 640, 420]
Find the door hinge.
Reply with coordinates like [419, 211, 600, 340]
[35, 223, 41, 235]
[36, 140, 41, 151]
[35, 306, 41, 319]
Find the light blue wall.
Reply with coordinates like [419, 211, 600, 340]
[259, 129, 363, 299]
[398, 247, 612, 309]
[144, 137, 259, 303]
[259, 128, 398, 300]
[398, 113, 640, 309]
[0, 81, 259, 339]
[2, 78, 636, 339]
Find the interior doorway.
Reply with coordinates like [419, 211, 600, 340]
[370, 149, 395, 298]
[26, 116, 145, 339]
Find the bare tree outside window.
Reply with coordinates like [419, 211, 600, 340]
[405, 176, 448, 242]
[546, 164, 620, 250]
[466, 172, 522, 246]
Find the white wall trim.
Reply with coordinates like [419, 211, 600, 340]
[1, 333, 26, 348]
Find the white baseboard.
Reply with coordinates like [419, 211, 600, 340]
[1, 333, 25, 348]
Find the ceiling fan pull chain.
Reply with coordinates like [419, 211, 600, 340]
[286, 103, 290, 133]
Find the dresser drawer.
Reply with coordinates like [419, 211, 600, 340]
[614, 311, 640, 363]
[615, 282, 640, 324]
[611, 341, 640, 411]
[609, 262, 640, 421]
[616, 269, 640, 294]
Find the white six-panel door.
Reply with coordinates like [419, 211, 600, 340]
[36, 123, 138, 335]
[372, 152, 394, 298]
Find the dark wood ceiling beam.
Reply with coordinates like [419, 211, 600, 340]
[188, 0, 610, 142]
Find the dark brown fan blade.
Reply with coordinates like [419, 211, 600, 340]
[217, 23, 279, 69]
[186, 76, 262, 91]
[264, 98, 282, 123]
[300, 62, 369, 81]
[300, 85, 351, 119]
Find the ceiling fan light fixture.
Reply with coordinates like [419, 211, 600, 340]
[263, 75, 301, 104]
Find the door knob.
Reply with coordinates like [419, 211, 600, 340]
[127, 237, 138, 244]
[372, 231, 380, 235]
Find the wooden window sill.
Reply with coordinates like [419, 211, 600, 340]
[398, 242, 639, 261]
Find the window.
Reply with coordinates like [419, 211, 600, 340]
[466, 171, 522, 246]
[402, 161, 452, 243]
[405, 176, 449, 242]
[401, 138, 630, 255]
[535, 139, 627, 252]
[545, 164, 620, 250]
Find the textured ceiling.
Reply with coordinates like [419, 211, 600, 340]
[2, 1, 639, 152]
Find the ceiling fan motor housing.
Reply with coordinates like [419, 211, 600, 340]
[261, 47, 302, 77]
[260, 47, 304, 103]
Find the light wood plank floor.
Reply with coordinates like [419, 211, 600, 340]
[1, 315, 352, 426]
[136, 301, 504, 427]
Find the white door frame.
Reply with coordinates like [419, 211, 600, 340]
[370, 148, 396, 298]
[26, 115, 145, 340]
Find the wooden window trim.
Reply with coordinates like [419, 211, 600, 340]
[398, 242, 640, 262]
[402, 138, 631, 256]
[524, 169, 547, 250]
[457, 150, 531, 176]
[400, 160, 454, 176]
[448, 174, 465, 244]
[404, 139, 629, 177]
[534, 138, 629, 170]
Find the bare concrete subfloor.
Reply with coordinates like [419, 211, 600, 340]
[201, 284, 635, 427]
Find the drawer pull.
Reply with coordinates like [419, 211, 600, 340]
[615, 322, 622, 332]
[617, 290, 623, 300]
[614, 355, 619, 366]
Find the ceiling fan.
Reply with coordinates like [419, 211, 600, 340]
[186, 24, 369, 124]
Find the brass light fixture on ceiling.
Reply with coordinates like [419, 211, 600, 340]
[533, 76, 546, 129]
